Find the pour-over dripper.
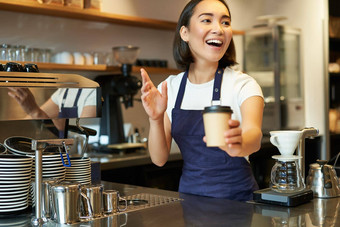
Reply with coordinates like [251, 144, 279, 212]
[112, 46, 140, 77]
[269, 130, 305, 193]
[270, 130, 303, 156]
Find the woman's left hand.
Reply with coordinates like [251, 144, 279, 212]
[220, 119, 243, 156]
[203, 119, 243, 156]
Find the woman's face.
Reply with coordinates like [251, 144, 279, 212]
[180, 0, 232, 65]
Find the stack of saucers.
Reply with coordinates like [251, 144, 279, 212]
[0, 154, 32, 213]
[31, 152, 67, 181]
[29, 152, 67, 206]
[4, 136, 67, 206]
[4, 136, 67, 181]
[65, 157, 91, 184]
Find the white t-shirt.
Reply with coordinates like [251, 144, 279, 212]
[51, 88, 97, 117]
[158, 67, 263, 124]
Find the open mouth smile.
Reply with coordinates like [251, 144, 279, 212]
[206, 39, 223, 47]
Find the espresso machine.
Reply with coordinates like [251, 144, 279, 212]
[0, 67, 101, 225]
[95, 46, 142, 150]
[253, 127, 319, 206]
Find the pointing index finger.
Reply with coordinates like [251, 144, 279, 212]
[140, 68, 153, 86]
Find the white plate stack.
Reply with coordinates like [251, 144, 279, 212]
[0, 154, 32, 213]
[30, 153, 67, 180]
[4, 136, 67, 206]
[29, 153, 67, 206]
[65, 157, 91, 184]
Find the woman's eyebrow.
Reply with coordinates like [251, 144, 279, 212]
[198, 13, 231, 20]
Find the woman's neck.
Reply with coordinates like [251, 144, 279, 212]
[188, 62, 218, 84]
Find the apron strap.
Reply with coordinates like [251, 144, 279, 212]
[73, 89, 82, 106]
[174, 71, 188, 109]
[212, 68, 223, 105]
[61, 88, 83, 108]
[174, 68, 224, 109]
[61, 88, 69, 109]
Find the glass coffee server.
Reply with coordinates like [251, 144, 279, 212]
[244, 16, 304, 134]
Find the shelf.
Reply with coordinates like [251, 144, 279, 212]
[0, 0, 244, 35]
[0, 0, 175, 30]
[0, 61, 181, 75]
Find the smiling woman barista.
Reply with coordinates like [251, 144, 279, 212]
[140, 0, 264, 201]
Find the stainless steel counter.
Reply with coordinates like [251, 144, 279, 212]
[2, 181, 339, 226]
[86, 149, 182, 171]
[85, 136, 271, 171]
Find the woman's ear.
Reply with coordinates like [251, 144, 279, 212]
[180, 26, 189, 42]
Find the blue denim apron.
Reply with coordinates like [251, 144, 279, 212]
[171, 69, 258, 201]
[58, 88, 82, 138]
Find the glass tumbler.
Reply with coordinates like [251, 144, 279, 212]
[0, 44, 8, 60]
[14, 45, 26, 62]
[40, 49, 52, 63]
[1, 44, 15, 61]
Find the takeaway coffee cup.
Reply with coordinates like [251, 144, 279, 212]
[203, 105, 233, 147]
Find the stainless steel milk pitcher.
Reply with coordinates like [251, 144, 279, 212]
[81, 184, 104, 218]
[50, 181, 93, 224]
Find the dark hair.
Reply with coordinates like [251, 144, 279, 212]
[173, 0, 237, 70]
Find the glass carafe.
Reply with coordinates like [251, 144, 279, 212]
[271, 159, 305, 193]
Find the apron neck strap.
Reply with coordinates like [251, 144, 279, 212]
[61, 88, 83, 108]
[174, 68, 224, 109]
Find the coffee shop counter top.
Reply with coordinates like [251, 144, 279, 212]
[87, 149, 183, 171]
[86, 136, 274, 171]
[5, 181, 340, 226]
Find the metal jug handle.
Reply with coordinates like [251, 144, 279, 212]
[334, 152, 340, 170]
[317, 160, 333, 189]
[59, 142, 71, 167]
[80, 192, 94, 219]
[119, 213, 128, 227]
[118, 196, 128, 212]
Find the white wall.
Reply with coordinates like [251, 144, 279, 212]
[101, 0, 189, 21]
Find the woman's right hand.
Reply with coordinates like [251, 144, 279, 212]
[7, 87, 40, 117]
[140, 68, 168, 121]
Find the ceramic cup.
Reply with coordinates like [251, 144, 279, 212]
[83, 53, 94, 65]
[269, 130, 303, 156]
[54, 51, 73, 64]
[202, 105, 233, 147]
[73, 52, 85, 65]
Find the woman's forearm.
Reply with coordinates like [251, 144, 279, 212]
[148, 117, 171, 167]
[240, 127, 262, 156]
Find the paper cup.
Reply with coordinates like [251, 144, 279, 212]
[203, 105, 233, 147]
